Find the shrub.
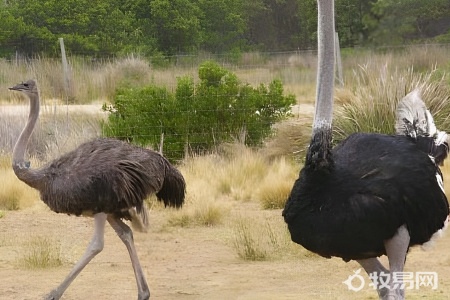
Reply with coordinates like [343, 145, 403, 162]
[102, 61, 296, 161]
[102, 85, 177, 151]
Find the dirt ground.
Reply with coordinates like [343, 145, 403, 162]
[1, 199, 450, 300]
[1, 103, 449, 299]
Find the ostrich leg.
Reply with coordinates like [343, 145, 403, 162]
[357, 258, 390, 298]
[107, 216, 150, 300]
[384, 225, 410, 300]
[45, 213, 107, 300]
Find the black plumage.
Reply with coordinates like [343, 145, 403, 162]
[283, 131, 449, 262]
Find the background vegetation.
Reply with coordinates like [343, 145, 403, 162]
[1, 44, 450, 267]
[0, 0, 449, 58]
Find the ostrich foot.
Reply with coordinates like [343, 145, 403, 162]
[378, 283, 405, 300]
[44, 289, 61, 300]
[138, 290, 150, 300]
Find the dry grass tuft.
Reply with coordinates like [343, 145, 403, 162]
[231, 213, 303, 261]
[166, 143, 299, 227]
[215, 143, 268, 201]
[257, 157, 297, 209]
[262, 118, 311, 160]
[18, 235, 64, 269]
[167, 198, 228, 227]
[0, 167, 38, 210]
[167, 158, 231, 227]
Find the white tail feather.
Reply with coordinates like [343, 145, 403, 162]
[129, 204, 149, 233]
[395, 89, 436, 138]
[421, 216, 449, 251]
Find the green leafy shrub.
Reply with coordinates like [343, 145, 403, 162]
[102, 61, 295, 161]
[102, 85, 177, 152]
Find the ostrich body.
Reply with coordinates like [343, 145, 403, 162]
[282, 1, 449, 299]
[10, 80, 185, 300]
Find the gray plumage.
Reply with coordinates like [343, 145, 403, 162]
[15, 137, 184, 221]
[10, 79, 185, 300]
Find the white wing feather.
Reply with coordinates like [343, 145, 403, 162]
[395, 89, 437, 138]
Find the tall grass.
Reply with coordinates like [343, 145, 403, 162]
[0, 107, 102, 161]
[166, 142, 298, 227]
[334, 66, 450, 142]
[256, 157, 297, 209]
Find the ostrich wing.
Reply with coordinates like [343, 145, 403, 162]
[332, 133, 449, 245]
[395, 90, 449, 165]
[395, 89, 437, 138]
[36, 138, 165, 217]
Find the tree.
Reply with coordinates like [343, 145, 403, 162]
[245, 0, 302, 50]
[197, 0, 247, 53]
[364, 0, 450, 45]
[2, 0, 144, 55]
[147, 0, 202, 55]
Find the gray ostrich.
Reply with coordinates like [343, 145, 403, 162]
[282, 0, 449, 299]
[9, 79, 186, 300]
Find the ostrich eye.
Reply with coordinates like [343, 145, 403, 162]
[24, 83, 29, 87]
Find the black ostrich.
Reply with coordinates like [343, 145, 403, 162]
[282, 1, 449, 299]
[9, 79, 186, 300]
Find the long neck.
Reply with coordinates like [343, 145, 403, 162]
[12, 92, 41, 188]
[313, 0, 335, 135]
[13, 93, 40, 165]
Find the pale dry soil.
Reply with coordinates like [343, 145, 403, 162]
[0, 200, 450, 300]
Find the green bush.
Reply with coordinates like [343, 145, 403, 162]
[103, 61, 295, 161]
[102, 85, 178, 153]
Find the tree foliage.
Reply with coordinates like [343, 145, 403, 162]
[365, 0, 450, 45]
[0, 0, 449, 57]
[102, 61, 295, 161]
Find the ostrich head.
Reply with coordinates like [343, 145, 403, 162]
[9, 79, 38, 97]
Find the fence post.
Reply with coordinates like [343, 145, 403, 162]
[334, 32, 344, 86]
[159, 132, 164, 155]
[59, 38, 73, 101]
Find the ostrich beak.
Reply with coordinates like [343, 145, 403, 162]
[9, 82, 27, 91]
